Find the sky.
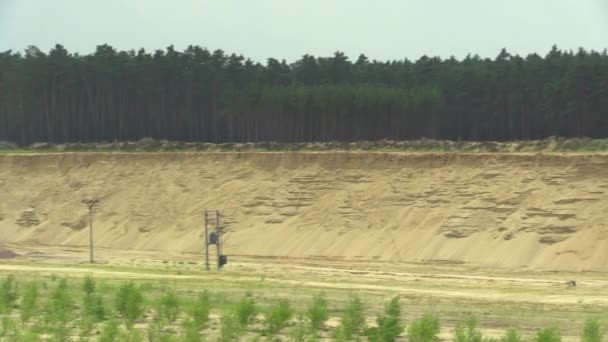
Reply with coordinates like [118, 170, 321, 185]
[0, 0, 607, 63]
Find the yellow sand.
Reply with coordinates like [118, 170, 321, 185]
[1, 152, 607, 271]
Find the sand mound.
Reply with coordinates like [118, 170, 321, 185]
[0, 249, 18, 259]
[1, 152, 607, 271]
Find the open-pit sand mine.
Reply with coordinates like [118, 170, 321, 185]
[1, 152, 607, 272]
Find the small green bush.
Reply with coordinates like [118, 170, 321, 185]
[266, 298, 294, 334]
[306, 292, 328, 333]
[454, 316, 482, 342]
[366, 296, 403, 342]
[182, 319, 202, 342]
[0, 316, 17, 337]
[0, 275, 18, 312]
[158, 290, 180, 322]
[47, 279, 73, 324]
[99, 319, 120, 342]
[20, 282, 38, 325]
[219, 311, 242, 342]
[190, 291, 211, 329]
[501, 328, 523, 342]
[115, 281, 145, 329]
[82, 276, 105, 321]
[235, 297, 257, 327]
[581, 319, 602, 342]
[408, 314, 440, 342]
[78, 316, 95, 340]
[534, 327, 561, 342]
[334, 294, 366, 341]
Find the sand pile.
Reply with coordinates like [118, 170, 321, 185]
[1, 152, 607, 271]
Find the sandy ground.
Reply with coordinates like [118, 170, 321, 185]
[1, 152, 608, 271]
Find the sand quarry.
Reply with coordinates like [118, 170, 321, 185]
[0, 151, 607, 271]
[2, 151, 608, 339]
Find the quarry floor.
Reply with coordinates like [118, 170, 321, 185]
[1, 243, 606, 341]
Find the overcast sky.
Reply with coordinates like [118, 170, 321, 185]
[1, 0, 607, 62]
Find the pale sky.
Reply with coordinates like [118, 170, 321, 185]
[1, 0, 607, 62]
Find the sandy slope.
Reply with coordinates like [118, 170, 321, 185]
[1, 152, 607, 271]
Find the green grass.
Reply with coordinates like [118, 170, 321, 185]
[4, 137, 608, 154]
[0, 263, 604, 340]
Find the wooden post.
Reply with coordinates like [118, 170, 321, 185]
[204, 210, 210, 271]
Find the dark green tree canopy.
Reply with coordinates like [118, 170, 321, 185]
[0, 45, 606, 144]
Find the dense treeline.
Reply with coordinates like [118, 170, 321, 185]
[0, 44, 607, 144]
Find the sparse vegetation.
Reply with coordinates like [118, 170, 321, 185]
[46, 278, 73, 341]
[82, 275, 106, 321]
[19, 282, 38, 325]
[455, 316, 483, 342]
[189, 291, 211, 330]
[158, 290, 181, 322]
[115, 281, 145, 329]
[235, 296, 257, 327]
[366, 296, 403, 342]
[534, 327, 561, 342]
[306, 292, 328, 333]
[0, 273, 600, 340]
[408, 314, 440, 342]
[334, 294, 366, 341]
[219, 311, 242, 342]
[501, 328, 524, 342]
[581, 319, 602, 342]
[265, 298, 294, 334]
[0, 275, 18, 312]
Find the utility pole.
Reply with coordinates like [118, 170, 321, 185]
[216, 210, 221, 270]
[81, 199, 99, 263]
[204, 210, 210, 271]
[204, 209, 227, 271]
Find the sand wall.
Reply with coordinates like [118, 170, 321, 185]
[1, 152, 607, 271]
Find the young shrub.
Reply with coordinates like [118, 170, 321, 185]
[99, 319, 120, 342]
[581, 319, 602, 342]
[0, 275, 18, 312]
[78, 316, 95, 340]
[501, 328, 524, 342]
[334, 294, 366, 341]
[189, 292, 211, 329]
[219, 311, 242, 342]
[454, 316, 483, 342]
[0, 316, 17, 338]
[82, 276, 105, 322]
[115, 281, 145, 329]
[158, 290, 180, 323]
[305, 292, 328, 333]
[20, 282, 38, 325]
[265, 298, 294, 334]
[407, 314, 440, 342]
[534, 327, 561, 342]
[366, 296, 403, 342]
[182, 319, 202, 342]
[46, 278, 73, 340]
[235, 297, 257, 327]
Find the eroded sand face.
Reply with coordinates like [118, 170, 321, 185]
[1, 152, 607, 271]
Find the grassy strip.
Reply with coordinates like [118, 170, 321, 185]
[3, 137, 608, 154]
[0, 272, 604, 341]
